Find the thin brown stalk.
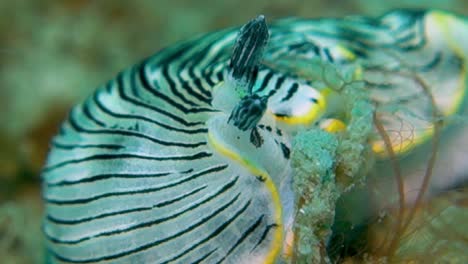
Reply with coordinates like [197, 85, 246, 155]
[373, 112, 406, 256]
[398, 74, 442, 238]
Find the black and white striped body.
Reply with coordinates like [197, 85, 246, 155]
[42, 10, 468, 263]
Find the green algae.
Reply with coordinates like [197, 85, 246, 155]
[290, 61, 375, 263]
[292, 129, 340, 262]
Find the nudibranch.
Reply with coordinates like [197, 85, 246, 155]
[42, 10, 468, 263]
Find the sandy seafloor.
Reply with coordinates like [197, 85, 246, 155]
[1, 1, 467, 263]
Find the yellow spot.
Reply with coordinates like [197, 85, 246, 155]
[335, 45, 356, 61]
[319, 118, 347, 133]
[320, 87, 335, 98]
[353, 65, 363, 80]
[207, 132, 283, 264]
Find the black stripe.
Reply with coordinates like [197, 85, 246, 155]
[201, 71, 216, 87]
[93, 90, 207, 135]
[47, 185, 207, 225]
[323, 47, 334, 62]
[394, 30, 416, 45]
[45, 164, 227, 205]
[178, 42, 198, 74]
[274, 75, 286, 91]
[256, 70, 274, 93]
[267, 75, 286, 98]
[203, 33, 232, 69]
[116, 71, 205, 127]
[190, 249, 217, 264]
[363, 80, 395, 89]
[155, 185, 207, 208]
[394, 19, 426, 51]
[46, 177, 238, 251]
[161, 66, 200, 107]
[52, 195, 244, 264]
[348, 45, 368, 58]
[139, 64, 214, 113]
[216, 215, 264, 263]
[152, 30, 229, 67]
[415, 51, 442, 72]
[280, 82, 299, 102]
[204, 51, 229, 77]
[216, 71, 224, 82]
[42, 150, 212, 173]
[336, 24, 377, 41]
[159, 200, 251, 264]
[180, 79, 211, 105]
[251, 223, 278, 252]
[280, 142, 291, 159]
[51, 141, 124, 150]
[272, 112, 291, 118]
[183, 37, 219, 98]
[67, 110, 206, 148]
[46, 169, 192, 187]
[287, 42, 319, 55]
[82, 101, 106, 127]
[194, 77, 212, 98]
[146, 30, 230, 70]
[46, 171, 167, 187]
